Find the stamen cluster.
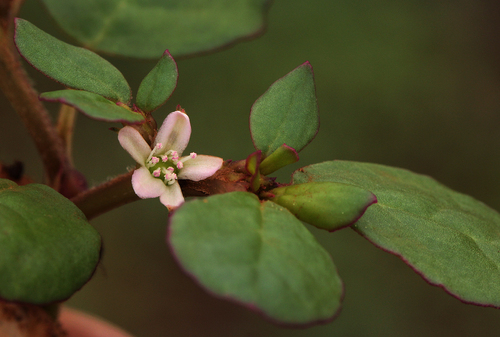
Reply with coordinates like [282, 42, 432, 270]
[145, 143, 198, 186]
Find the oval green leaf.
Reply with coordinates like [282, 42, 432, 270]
[14, 19, 131, 103]
[0, 179, 101, 304]
[269, 182, 377, 231]
[168, 192, 342, 325]
[293, 160, 500, 307]
[39, 0, 270, 58]
[40, 90, 144, 124]
[250, 62, 319, 157]
[136, 50, 178, 113]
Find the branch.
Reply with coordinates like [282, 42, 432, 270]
[72, 163, 251, 221]
[0, 2, 70, 186]
[71, 171, 139, 221]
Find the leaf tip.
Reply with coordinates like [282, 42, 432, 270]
[301, 60, 313, 68]
[12, 18, 26, 53]
[13, 17, 21, 28]
[333, 191, 378, 232]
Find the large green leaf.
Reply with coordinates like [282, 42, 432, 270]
[39, 0, 270, 58]
[269, 182, 377, 231]
[293, 160, 500, 307]
[40, 90, 144, 123]
[136, 50, 178, 113]
[250, 62, 319, 157]
[14, 19, 131, 103]
[0, 179, 101, 304]
[168, 192, 342, 324]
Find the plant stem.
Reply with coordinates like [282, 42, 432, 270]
[56, 104, 77, 164]
[71, 171, 139, 220]
[72, 162, 251, 221]
[0, 2, 70, 186]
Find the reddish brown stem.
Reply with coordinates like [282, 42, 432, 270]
[0, 0, 70, 187]
[71, 171, 140, 220]
[72, 162, 252, 221]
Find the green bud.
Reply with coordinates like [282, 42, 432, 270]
[259, 144, 299, 175]
[269, 182, 377, 231]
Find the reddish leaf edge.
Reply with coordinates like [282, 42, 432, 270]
[39, 94, 145, 125]
[13, 18, 133, 105]
[75, 0, 273, 60]
[0, 183, 103, 306]
[136, 49, 178, 114]
[166, 200, 344, 328]
[249, 61, 320, 157]
[323, 192, 378, 233]
[351, 226, 500, 309]
[0, 237, 102, 306]
[174, 0, 273, 60]
[293, 159, 500, 308]
[287, 167, 378, 232]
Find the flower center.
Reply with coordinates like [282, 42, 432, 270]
[144, 143, 197, 185]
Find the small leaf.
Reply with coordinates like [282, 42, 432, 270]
[259, 143, 299, 175]
[245, 150, 261, 192]
[14, 19, 131, 103]
[269, 182, 377, 231]
[250, 62, 319, 157]
[136, 50, 178, 113]
[0, 179, 101, 304]
[168, 192, 342, 325]
[293, 160, 500, 307]
[40, 90, 144, 124]
[39, 0, 271, 58]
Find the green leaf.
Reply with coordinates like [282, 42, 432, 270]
[14, 19, 131, 103]
[0, 179, 101, 304]
[136, 50, 178, 113]
[250, 62, 319, 157]
[293, 160, 500, 307]
[259, 144, 299, 175]
[269, 182, 377, 231]
[40, 90, 144, 124]
[168, 192, 342, 324]
[39, 0, 270, 58]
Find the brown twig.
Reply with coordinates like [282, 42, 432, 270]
[0, 0, 70, 187]
[71, 171, 140, 220]
[72, 161, 252, 221]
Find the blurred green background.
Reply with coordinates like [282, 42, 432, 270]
[2, 0, 500, 336]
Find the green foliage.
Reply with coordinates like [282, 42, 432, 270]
[41, 90, 144, 123]
[136, 50, 178, 113]
[250, 62, 319, 157]
[270, 182, 377, 231]
[169, 192, 343, 324]
[39, 0, 270, 58]
[245, 150, 262, 192]
[10, 4, 499, 328]
[0, 179, 101, 304]
[293, 161, 500, 307]
[14, 19, 131, 103]
[259, 144, 299, 175]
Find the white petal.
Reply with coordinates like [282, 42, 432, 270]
[155, 111, 191, 154]
[178, 155, 223, 181]
[131, 167, 168, 199]
[118, 126, 151, 165]
[159, 182, 185, 211]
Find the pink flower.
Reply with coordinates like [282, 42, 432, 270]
[119, 111, 223, 210]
